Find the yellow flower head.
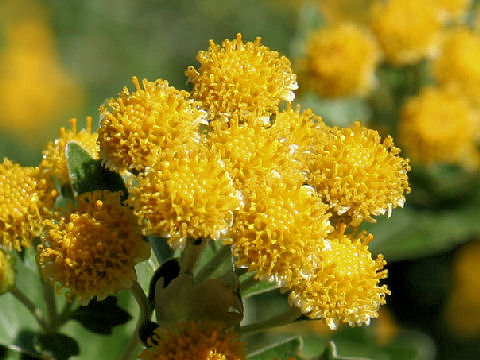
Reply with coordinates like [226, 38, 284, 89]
[399, 87, 479, 168]
[309, 122, 410, 226]
[229, 181, 332, 287]
[0, 158, 56, 251]
[288, 227, 390, 329]
[129, 149, 243, 249]
[433, 28, 480, 106]
[299, 24, 379, 97]
[209, 122, 305, 193]
[371, 0, 442, 65]
[426, 0, 471, 22]
[186, 33, 298, 124]
[38, 191, 150, 304]
[138, 321, 245, 360]
[98, 77, 206, 172]
[40, 117, 98, 185]
[0, 249, 15, 295]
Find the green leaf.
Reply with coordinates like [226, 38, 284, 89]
[247, 336, 302, 360]
[35, 333, 79, 360]
[148, 237, 174, 265]
[317, 342, 370, 360]
[195, 244, 237, 287]
[65, 141, 127, 196]
[239, 272, 278, 298]
[71, 296, 131, 334]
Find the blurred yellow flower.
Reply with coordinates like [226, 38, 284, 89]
[288, 227, 389, 329]
[0, 1, 82, 142]
[129, 149, 243, 249]
[317, 0, 375, 26]
[309, 122, 410, 226]
[0, 158, 56, 251]
[38, 191, 150, 304]
[371, 0, 442, 65]
[399, 87, 479, 168]
[99, 77, 206, 172]
[0, 249, 15, 295]
[426, 0, 471, 22]
[229, 180, 332, 287]
[186, 33, 297, 124]
[298, 24, 379, 97]
[138, 321, 245, 360]
[40, 117, 99, 185]
[433, 28, 480, 106]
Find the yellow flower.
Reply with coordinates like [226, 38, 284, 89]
[433, 28, 480, 106]
[40, 117, 98, 185]
[309, 122, 410, 226]
[399, 87, 479, 168]
[186, 33, 297, 124]
[209, 121, 305, 193]
[129, 149, 243, 249]
[0, 249, 15, 295]
[0, 158, 56, 251]
[38, 191, 150, 304]
[426, 0, 471, 22]
[229, 180, 332, 287]
[298, 24, 379, 97]
[288, 227, 390, 329]
[138, 321, 245, 360]
[371, 0, 442, 65]
[98, 77, 206, 172]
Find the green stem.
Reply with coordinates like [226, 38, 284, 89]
[54, 298, 76, 331]
[41, 280, 58, 332]
[10, 286, 48, 332]
[119, 281, 152, 360]
[195, 244, 231, 283]
[180, 238, 206, 275]
[238, 307, 302, 336]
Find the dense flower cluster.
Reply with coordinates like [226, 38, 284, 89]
[298, 24, 379, 97]
[38, 191, 150, 304]
[0, 159, 55, 251]
[399, 87, 479, 168]
[40, 117, 98, 185]
[186, 33, 297, 124]
[138, 321, 245, 360]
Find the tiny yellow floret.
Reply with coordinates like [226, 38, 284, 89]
[288, 227, 390, 329]
[137, 321, 245, 360]
[186, 33, 297, 124]
[98, 77, 206, 172]
[38, 191, 150, 304]
[299, 24, 379, 97]
[309, 122, 410, 226]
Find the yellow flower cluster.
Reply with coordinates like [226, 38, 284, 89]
[40, 117, 98, 185]
[38, 191, 150, 304]
[288, 227, 389, 329]
[399, 87, 479, 168]
[138, 321, 245, 360]
[299, 24, 379, 97]
[371, 0, 442, 65]
[433, 28, 480, 106]
[309, 122, 411, 226]
[129, 150, 243, 249]
[0, 249, 15, 295]
[99, 77, 206, 172]
[186, 33, 297, 124]
[0, 159, 56, 251]
[426, 0, 471, 22]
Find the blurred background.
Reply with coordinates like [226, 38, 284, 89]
[2, 0, 480, 359]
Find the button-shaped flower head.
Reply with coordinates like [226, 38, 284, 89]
[371, 0, 442, 65]
[40, 117, 98, 185]
[399, 87, 480, 168]
[38, 191, 150, 304]
[288, 227, 390, 330]
[0, 159, 56, 251]
[129, 149, 243, 249]
[298, 24, 379, 97]
[186, 33, 298, 124]
[98, 77, 207, 172]
[138, 321, 245, 360]
[309, 122, 410, 226]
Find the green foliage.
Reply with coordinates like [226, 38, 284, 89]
[247, 336, 303, 360]
[317, 342, 369, 360]
[239, 271, 278, 298]
[36, 333, 80, 360]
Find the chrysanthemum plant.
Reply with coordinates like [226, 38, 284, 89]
[0, 34, 410, 359]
